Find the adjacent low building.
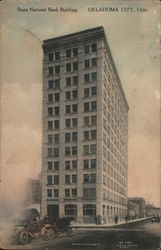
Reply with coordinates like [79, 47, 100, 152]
[128, 197, 146, 218]
[41, 26, 129, 224]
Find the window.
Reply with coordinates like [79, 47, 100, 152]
[65, 204, 77, 216]
[65, 133, 70, 143]
[72, 90, 78, 99]
[83, 204, 96, 216]
[72, 188, 77, 197]
[54, 161, 59, 171]
[91, 116, 96, 126]
[92, 43, 97, 52]
[47, 175, 52, 185]
[48, 107, 53, 116]
[91, 72, 97, 81]
[48, 134, 53, 144]
[54, 148, 59, 157]
[83, 174, 89, 183]
[84, 74, 90, 83]
[55, 93, 59, 102]
[91, 86, 97, 96]
[47, 189, 52, 198]
[84, 59, 90, 68]
[66, 105, 71, 114]
[72, 160, 77, 169]
[48, 94, 53, 102]
[54, 120, 59, 129]
[48, 148, 52, 157]
[84, 145, 89, 155]
[66, 63, 71, 72]
[48, 67, 53, 75]
[91, 101, 97, 111]
[66, 77, 71, 86]
[72, 104, 77, 113]
[72, 132, 77, 142]
[65, 189, 70, 197]
[92, 58, 97, 67]
[55, 52, 60, 60]
[73, 48, 78, 57]
[91, 173, 96, 183]
[54, 175, 59, 185]
[84, 159, 89, 169]
[48, 162, 52, 171]
[65, 147, 70, 156]
[72, 146, 77, 155]
[84, 88, 89, 98]
[48, 121, 53, 130]
[73, 76, 78, 85]
[66, 91, 71, 100]
[55, 65, 60, 74]
[90, 144, 96, 154]
[83, 188, 96, 198]
[91, 159, 96, 168]
[66, 49, 71, 58]
[84, 102, 89, 112]
[54, 189, 59, 197]
[65, 119, 71, 128]
[91, 130, 96, 140]
[72, 118, 77, 127]
[73, 62, 78, 71]
[55, 79, 60, 89]
[54, 134, 59, 144]
[72, 174, 77, 183]
[65, 175, 70, 184]
[48, 80, 53, 89]
[84, 131, 89, 141]
[84, 117, 89, 126]
[48, 53, 53, 61]
[65, 161, 70, 170]
[85, 45, 90, 54]
[55, 107, 59, 116]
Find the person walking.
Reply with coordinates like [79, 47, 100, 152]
[114, 214, 118, 224]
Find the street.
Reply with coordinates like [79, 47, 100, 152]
[6, 218, 160, 250]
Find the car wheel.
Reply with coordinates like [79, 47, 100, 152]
[19, 231, 30, 245]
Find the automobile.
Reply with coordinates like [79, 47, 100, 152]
[11, 209, 55, 245]
[151, 216, 160, 223]
[53, 217, 75, 237]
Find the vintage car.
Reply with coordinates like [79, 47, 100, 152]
[12, 209, 54, 245]
[151, 216, 160, 223]
[53, 217, 74, 237]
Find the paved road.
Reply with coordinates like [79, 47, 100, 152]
[7, 218, 161, 250]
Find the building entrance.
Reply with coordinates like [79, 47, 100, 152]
[47, 205, 59, 223]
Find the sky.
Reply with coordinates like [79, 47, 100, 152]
[0, 0, 160, 207]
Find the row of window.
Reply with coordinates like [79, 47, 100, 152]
[47, 72, 97, 89]
[47, 173, 96, 185]
[47, 188, 96, 199]
[47, 103, 97, 123]
[47, 159, 96, 171]
[48, 144, 96, 157]
[48, 43, 97, 62]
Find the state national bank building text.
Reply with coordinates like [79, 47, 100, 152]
[41, 26, 129, 224]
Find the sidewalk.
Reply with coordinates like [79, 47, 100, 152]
[72, 217, 152, 230]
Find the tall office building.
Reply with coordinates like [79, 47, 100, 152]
[41, 27, 129, 224]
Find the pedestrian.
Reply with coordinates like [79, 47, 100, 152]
[114, 215, 118, 224]
[125, 215, 128, 223]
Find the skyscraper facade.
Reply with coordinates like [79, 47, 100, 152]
[41, 26, 129, 224]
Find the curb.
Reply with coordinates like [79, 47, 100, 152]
[71, 217, 152, 230]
